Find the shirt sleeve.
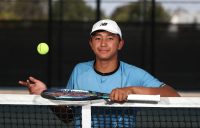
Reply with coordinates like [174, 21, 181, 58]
[130, 67, 164, 87]
[141, 71, 164, 87]
[66, 65, 77, 89]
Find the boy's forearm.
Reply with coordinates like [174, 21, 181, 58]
[127, 85, 180, 97]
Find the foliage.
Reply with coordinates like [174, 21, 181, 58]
[0, 0, 98, 21]
[0, 0, 47, 20]
[52, 0, 96, 21]
[111, 1, 171, 22]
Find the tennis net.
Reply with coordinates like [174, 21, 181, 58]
[0, 94, 200, 128]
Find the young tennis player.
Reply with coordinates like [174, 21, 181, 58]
[19, 19, 180, 101]
[19, 19, 180, 127]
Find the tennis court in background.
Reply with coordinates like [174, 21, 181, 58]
[0, 89, 200, 128]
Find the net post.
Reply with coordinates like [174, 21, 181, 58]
[82, 104, 91, 128]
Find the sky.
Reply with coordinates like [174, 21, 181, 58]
[85, 0, 200, 17]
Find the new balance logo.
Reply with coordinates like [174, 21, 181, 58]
[100, 22, 107, 26]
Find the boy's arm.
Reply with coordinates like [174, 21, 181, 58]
[110, 85, 180, 102]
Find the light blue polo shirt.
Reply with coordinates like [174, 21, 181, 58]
[66, 60, 164, 93]
[66, 60, 164, 127]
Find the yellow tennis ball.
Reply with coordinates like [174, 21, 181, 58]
[37, 43, 49, 55]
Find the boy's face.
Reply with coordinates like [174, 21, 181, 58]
[90, 31, 124, 61]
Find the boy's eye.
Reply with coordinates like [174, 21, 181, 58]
[107, 36, 114, 40]
[94, 37, 101, 40]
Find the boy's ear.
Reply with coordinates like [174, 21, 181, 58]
[89, 37, 93, 47]
[118, 39, 124, 50]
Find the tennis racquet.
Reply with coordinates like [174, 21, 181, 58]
[41, 89, 160, 102]
[41, 89, 109, 101]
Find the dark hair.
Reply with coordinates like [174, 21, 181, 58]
[90, 30, 122, 41]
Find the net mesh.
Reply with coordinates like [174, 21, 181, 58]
[1, 105, 200, 128]
[0, 105, 82, 128]
[0, 94, 200, 128]
[136, 107, 200, 128]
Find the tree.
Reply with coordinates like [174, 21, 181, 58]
[0, 0, 100, 21]
[111, 1, 171, 22]
[0, 0, 47, 20]
[0, 1, 19, 20]
[52, 0, 96, 21]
